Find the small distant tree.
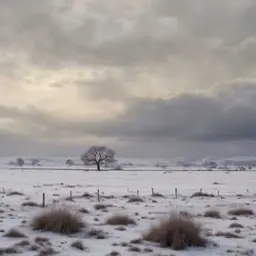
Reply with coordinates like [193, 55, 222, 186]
[66, 159, 74, 166]
[81, 146, 115, 171]
[31, 159, 40, 166]
[16, 158, 25, 167]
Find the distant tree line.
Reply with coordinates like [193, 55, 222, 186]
[8, 145, 116, 171]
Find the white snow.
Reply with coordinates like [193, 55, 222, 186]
[0, 169, 256, 255]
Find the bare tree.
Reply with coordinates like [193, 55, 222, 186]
[16, 158, 25, 167]
[81, 146, 115, 171]
[31, 159, 40, 166]
[66, 159, 74, 166]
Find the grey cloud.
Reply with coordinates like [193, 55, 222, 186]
[1, 81, 256, 157]
[1, 0, 255, 69]
[2, 80, 256, 142]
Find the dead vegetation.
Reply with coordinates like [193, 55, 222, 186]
[215, 231, 242, 239]
[128, 196, 144, 203]
[229, 223, 244, 228]
[7, 191, 24, 196]
[152, 192, 164, 198]
[94, 204, 112, 210]
[38, 247, 57, 256]
[4, 228, 27, 238]
[228, 208, 254, 216]
[204, 210, 221, 219]
[70, 240, 87, 251]
[191, 192, 215, 198]
[21, 201, 39, 207]
[78, 208, 90, 214]
[143, 213, 207, 250]
[88, 229, 107, 239]
[106, 214, 136, 226]
[32, 207, 84, 234]
[0, 247, 19, 254]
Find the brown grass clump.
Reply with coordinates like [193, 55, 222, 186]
[79, 208, 90, 214]
[4, 228, 27, 238]
[106, 251, 121, 256]
[82, 192, 93, 198]
[38, 247, 57, 256]
[106, 214, 136, 226]
[128, 196, 144, 203]
[229, 223, 244, 228]
[94, 204, 111, 210]
[15, 240, 30, 247]
[228, 208, 254, 216]
[143, 214, 206, 250]
[32, 207, 84, 234]
[70, 240, 87, 251]
[215, 231, 242, 239]
[88, 229, 107, 239]
[204, 210, 221, 219]
[191, 192, 215, 198]
[7, 191, 24, 196]
[21, 201, 39, 207]
[152, 193, 164, 198]
[0, 247, 19, 254]
[128, 246, 141, 252]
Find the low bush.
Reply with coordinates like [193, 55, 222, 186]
[106, 214, 136, 226]
[143, 213, 206, 250]
[32, 207, 84, 234]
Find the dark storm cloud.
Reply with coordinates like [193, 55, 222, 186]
[1, 81, 256, 143]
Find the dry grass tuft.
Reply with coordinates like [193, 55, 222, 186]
[106, 251, 121, 256]
[128, 246, 141, 252]
[228, 208, 254, 216]
[35, 237, 51, 247]
[152, 193, 164, 198]
[21, 201, 39, 207]
[0, 247, 19, 254]
[4, 228, 27, 238]
[38, 247, 57, 256]
[191, 192, 215, 198]
[204, 210, 221, 219]
[94, 204, 112, 210]
[7, 191, 24, 196]
[82, 192, 93, 198]
[78, 208, 90, 214]
[215, 231, 242, 239]
[128, 196, 144, 203]
[15, 240, 30, 247]
[130, 238, 143, 244]
[143, 213, 206, 250]
[32, 207, 84, 234]
[106, 214, 136, 226]
[70, 240, 87, 251]
[88, 229, 107, 239]
[229, 223, 244, 228]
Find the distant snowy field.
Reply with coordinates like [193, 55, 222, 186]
[0, 169, 256, 255]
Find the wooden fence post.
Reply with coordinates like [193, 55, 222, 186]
[42, 193, 45, 208]
[97, 189, 100, 202]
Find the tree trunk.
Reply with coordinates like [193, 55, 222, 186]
[96, 162, 101, 171]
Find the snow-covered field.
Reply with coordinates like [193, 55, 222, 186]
[0, 169, 256, 255]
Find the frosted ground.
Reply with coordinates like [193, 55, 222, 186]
[0, 168, 256, 256]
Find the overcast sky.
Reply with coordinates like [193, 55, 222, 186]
[1, 0, 256, 158]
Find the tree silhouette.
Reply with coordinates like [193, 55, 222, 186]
[81, 146, 115, 171]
